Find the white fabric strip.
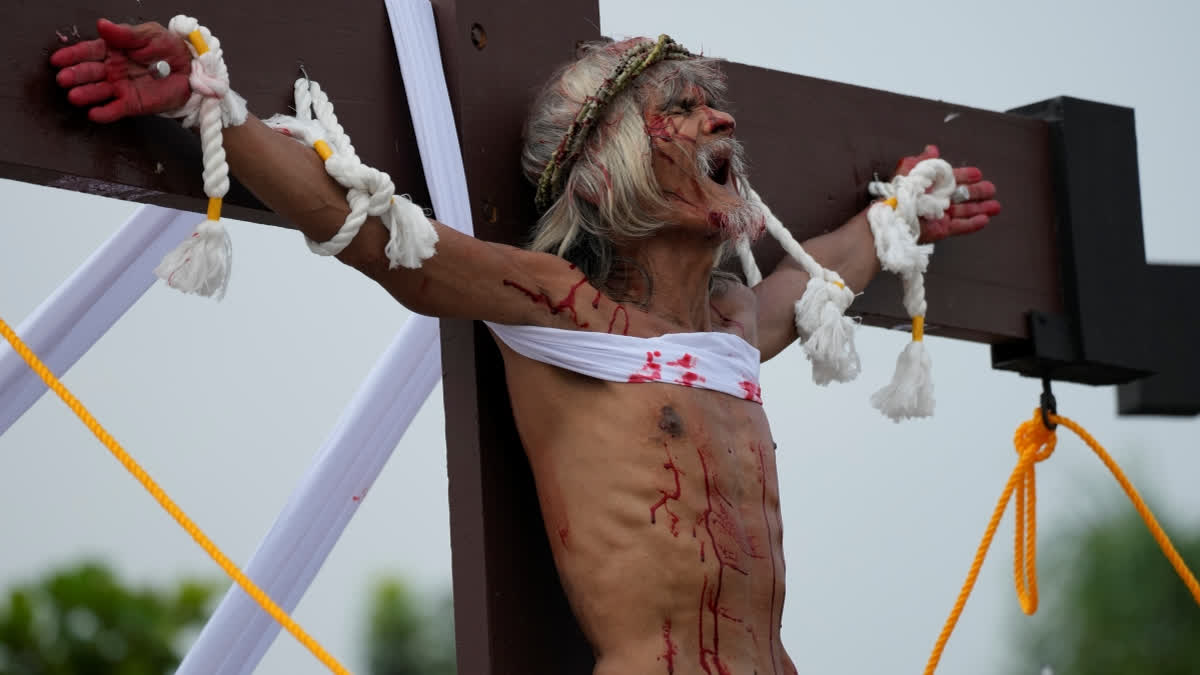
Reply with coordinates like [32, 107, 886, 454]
[487, 321, 764, 403]
[0, 205, 197, 435]
[179, 1, 472, 672]
[176, 314, 441, 674]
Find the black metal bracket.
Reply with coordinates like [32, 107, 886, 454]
[1040, 377, 1058, 431]
[989, 97, 1200, 416]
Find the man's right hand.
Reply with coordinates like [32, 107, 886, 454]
[50, 19, 192, 123]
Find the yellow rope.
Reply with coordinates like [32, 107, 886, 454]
[0, 316, 351, 675]
[924, 408, 1200, 675]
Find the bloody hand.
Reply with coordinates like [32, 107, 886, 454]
[895, 144, 1001, 243]
[50, 19, 193, 124]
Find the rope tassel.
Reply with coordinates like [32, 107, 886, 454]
[867, 159, 955, 420]
[154, 216, 233, 299]
[156, 16, 248, 299]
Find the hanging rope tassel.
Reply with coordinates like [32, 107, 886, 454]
[923, 408, 1200, 675]
[867, 159, 955, 420]
[154, 16, 248, 299]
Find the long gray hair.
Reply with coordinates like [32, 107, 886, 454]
[521, 38, 742, 296]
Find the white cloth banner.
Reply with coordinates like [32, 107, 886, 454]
[0, 206, 197, 435]
[179, 0, 475, 672]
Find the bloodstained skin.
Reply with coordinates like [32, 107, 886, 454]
[753, 442, 782, 675]
[649, 443, 684, 537]
[695, 446, 767, 675]
[502, 275, 591, 328]
[710, 301, 746, 337]
[660, 619, 678, 674]
[590, 288, 632, 335]
[558, 526, 569, 550]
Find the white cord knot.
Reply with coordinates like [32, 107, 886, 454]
[268, 77, 438, 268]
[866, 158, 956, 421]
[154, 16, 246, 299]
[161, 16, 248, 130]
[794, 272, 860, 385]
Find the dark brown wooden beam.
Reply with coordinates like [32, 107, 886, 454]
[428, 1, 600, 672]
[4, 1, 430, 224]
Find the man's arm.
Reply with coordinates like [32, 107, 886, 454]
[751, 146, 1000, 361]
[220, 114, 562, 324]
[50, 19, 580, 327]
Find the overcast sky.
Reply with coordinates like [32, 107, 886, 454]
[2, 1, 1198, 674]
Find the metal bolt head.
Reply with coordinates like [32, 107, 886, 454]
[149, 60, 171, 80]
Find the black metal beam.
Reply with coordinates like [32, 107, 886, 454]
[992, 97, 1199, 415]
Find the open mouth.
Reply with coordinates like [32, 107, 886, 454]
[707, 156, 731, 186]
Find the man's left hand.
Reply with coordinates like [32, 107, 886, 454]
[895, 144, 1001, 243]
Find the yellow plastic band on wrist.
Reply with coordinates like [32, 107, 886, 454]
[188, 29, 210, 55]
[912, 315, 925, 341]
[206, 197, 223, 222]
[313, 140, 334, 161]
[884, 196, 898, 209]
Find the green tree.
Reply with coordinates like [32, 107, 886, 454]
[366, 578, 455, 675]
[1008, 510, 1200, 675]
[0, 560, 218, 675]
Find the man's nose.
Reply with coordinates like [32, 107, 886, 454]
[703, 109, 736, 136]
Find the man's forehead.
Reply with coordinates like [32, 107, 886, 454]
[648, 82, 711, 109]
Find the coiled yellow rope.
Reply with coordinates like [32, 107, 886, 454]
[0, 316, 350, 675]
[924, 408, 1200, 674]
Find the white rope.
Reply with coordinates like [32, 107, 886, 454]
[866, 158, 956, 421]
[734, 235, 762, 287]
[265, 79, 439, 269]
[743, 186, 861, 385]
[153, 16, 248, 299]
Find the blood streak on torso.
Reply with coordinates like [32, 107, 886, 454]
[695, 446, 767, 675]
[649, 443, 684, 536]
[660, 619, 678, 674]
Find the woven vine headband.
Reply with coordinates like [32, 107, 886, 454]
[534, 34, 696, 212]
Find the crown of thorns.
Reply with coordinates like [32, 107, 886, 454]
[534, 34, 696, 213]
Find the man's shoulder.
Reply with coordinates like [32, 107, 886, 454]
[710, 273, 756, 309]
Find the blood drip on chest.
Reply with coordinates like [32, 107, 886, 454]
[649, 444, 684, 536]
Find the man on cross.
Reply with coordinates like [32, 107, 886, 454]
[50, 19, 1000, 675]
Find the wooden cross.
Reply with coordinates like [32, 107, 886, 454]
[5, 0, 1197, 672]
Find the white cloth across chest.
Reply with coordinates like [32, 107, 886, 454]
[485, 321, 764, 404]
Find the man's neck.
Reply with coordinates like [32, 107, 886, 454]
[614, 229, 721, 333]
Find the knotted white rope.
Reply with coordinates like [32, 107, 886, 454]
[264, 78, 438, 269]
[154, 16, 248, 299]
[742, 186, 861, 385]
[866, 158, 956, 421]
